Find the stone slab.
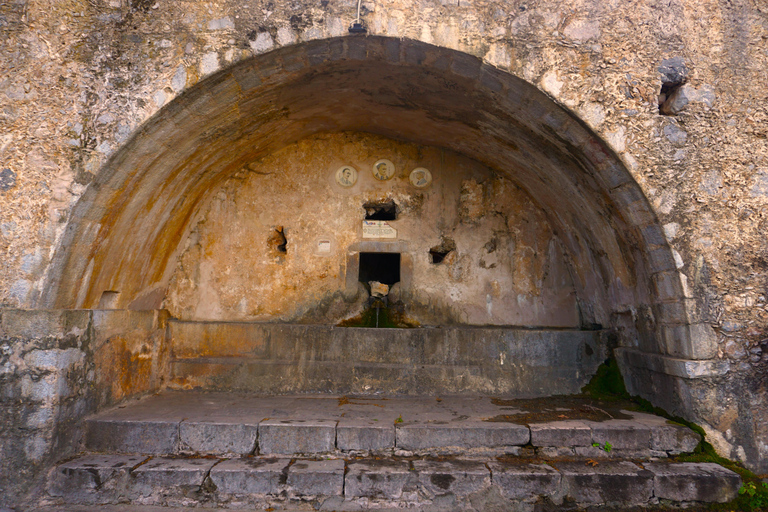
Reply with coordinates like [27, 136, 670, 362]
[412, 460, 491, 496]
[345, 459, 415, 499]
[337, 419, 395, 452]
[488, 462, 561, 500]
[286, 459, 344, 496]
[396, 422, 529, 453]
[258, 419, 337, 455]
[529, 421, 592, 447]
[48, 455, 149, 501]
[130, 457, 219, 497]
[626, 411, 702, 455]
[558, 461, 653, 505]
[646, 462, 741, 503]
[86, 419, 180, 455]
[589, 420, 651, 450]
[179, 420, 259, 455]
[208, 457, 290, 495]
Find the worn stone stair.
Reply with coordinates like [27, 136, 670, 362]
[41, 392, 742, 510]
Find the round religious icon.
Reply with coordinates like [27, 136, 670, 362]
[409, 167, 432, 188]
[372, 159, 395, 181]
[335, 165, 358, 187]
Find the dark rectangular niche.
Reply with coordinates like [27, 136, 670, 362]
[359, 252, 401, 286]
[364, 200, 397, 221]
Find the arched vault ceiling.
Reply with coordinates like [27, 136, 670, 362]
[44, 37, 678, 331]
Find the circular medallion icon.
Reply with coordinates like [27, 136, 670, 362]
[372, 159, 395, 181]
[410, 167, 432, 188]
[335, 165, 358, 187]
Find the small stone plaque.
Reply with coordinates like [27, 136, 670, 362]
[372, 159, 395, 181]
[317, 239, 332, 254]
[410, 167, 432, 188]
[363, 220, 397, 239]
[335, 165, 358, 187]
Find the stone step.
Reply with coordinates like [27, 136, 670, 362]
[46, 454, 741, 509]
[83, 392, 701, 459]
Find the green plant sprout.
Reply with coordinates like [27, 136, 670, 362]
[592, 441, 613, 452]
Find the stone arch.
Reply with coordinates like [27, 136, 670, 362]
[40, 36, 709, 359]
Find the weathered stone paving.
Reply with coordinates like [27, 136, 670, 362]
[82, 391, 701, 458]
[40, 392, 741, 510]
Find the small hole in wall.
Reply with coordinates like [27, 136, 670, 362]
[364, 200, 398, 221]
[268, 226, 287, 254]
[98, 290, 120, 309]
[429, 237, 456, 264]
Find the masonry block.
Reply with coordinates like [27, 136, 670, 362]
[130, 457, 218, 497]
[48, 455, 148, 503]
[337, 419, 394, 452]
[488, 462, 561, 500]
[396, 422, 529, 453]
[209, 457, 289, 495]
[646, 462, 740, 503]
[179, 420, 258, 455]
[86, 419, 179, 454]
[258, 419, 336, 455]
[412, 460, 491, 497]
[590, 420, 651, 450]
[286, 459, 344, 496]
[530, 421, 592, 447]
[558, 461, 653, 505]
[345, 459, 415, 499]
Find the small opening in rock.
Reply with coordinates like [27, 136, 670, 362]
[429, 237, 456, 264]
[364, 200, 398, 221]
[268, 226, 287, 254]
[98, 290, 120, 309]
[659, 82, 684, 115]
[359, 252, 401, 286]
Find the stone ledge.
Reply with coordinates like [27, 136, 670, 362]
[616, 348, 730, 379]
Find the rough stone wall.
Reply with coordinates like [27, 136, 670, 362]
[0, 309, 168, 508]
[165, 132, 579, 326]
[1, 0, 767, 470]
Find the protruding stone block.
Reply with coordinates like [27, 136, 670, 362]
[558, 461, 653, 505]
[345, 459, 415, 499]
[396, 422, 529, 453]
[286, 459, 344, 496]
[258, 419, 336, 455]
[179, 420, 259, 455]
[209, 457, 289, 495]
[488, 462, 561, 500]
[412, 460, 490, 496]
[530, 421, 592, 447]
[646, 462, 741, 503]
[337, 419, 394, 452]
[86, 419, 180, 454]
